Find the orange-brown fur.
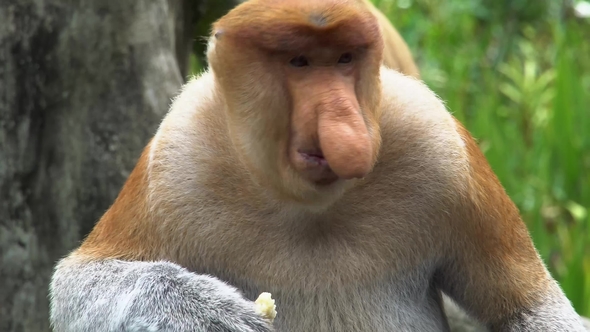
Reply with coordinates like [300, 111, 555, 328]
[78, 141, 159, 260]
[74, 0, 572, 330]
[438, 119, 551, 324]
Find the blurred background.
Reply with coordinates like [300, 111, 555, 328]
[0, 0, 588, 331]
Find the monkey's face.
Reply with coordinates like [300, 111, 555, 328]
[283, 47, 379, 185]
[208, 0, 384, 204]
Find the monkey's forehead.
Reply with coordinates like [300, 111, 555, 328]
[212, 0, 382, 53]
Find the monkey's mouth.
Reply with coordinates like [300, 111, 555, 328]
[300, 150, 328, 167]
[297, 149, 339, 186]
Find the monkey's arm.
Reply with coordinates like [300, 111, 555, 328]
[443, 295, 590, 332]
[49, 255, 272, 332]
[438, 120, 585, 332]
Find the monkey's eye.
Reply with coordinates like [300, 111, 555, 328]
[290, 55, 309, 67]
[338, 52, 353, 64]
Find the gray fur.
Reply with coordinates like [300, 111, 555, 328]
[488, 282, 586, 332]
[443, 290, 586, 332]
[50, 256, 585, 332]
[49, 257, 272, 332]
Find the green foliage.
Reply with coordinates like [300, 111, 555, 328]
[372, 0, 590, 315]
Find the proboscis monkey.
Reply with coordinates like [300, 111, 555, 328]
[49, 0, 585, 331]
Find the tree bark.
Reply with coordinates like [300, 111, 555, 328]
[0, 0, 193, 330]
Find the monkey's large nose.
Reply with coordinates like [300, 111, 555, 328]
[317, 105, 374, 180]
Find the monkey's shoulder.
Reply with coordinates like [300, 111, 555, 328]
[378, 67, 460, 144]
[374, 68, 469, 192]
[150, 71, 233, 165]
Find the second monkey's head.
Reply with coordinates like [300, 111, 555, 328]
[208, 0, 384, 205]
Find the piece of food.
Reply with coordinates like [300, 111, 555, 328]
[254, 292, 277, 323]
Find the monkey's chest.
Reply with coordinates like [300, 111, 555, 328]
[236, 270, 448, 332]
[192, 206, 435, 287]
[189, 217, 447, 331]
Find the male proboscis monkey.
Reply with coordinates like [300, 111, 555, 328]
[50, 0, 585, 331]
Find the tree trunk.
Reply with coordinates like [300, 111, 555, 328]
[0, 0, 194, 330]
